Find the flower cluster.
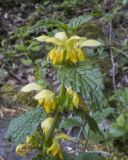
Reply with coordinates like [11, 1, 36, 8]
[36, 32, 101, 65]
[21, 83, 56, 113]
[41, 117, 70, 160]
[66, 87, 88, 111]
[16, 116, 69, 159]
[66, 87, 80, 108]
[21, 83, 83, 113]
[47, 133, 69, 160]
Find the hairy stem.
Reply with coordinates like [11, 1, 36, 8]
[45, 110, 61, 142]
[109, 22, 116, 91]
[45, 84, 65, 142]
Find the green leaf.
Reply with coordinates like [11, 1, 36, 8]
[6, 107, 46, 144]
[21, 59, 32, 65]
[85, 113, 101, 133]
[59, 116, 82, 129]
[92, 108, 114, 123]
[116, 114, 125, 127]
[27, 41, 41, 52]
[68, 15, 92, 30]
[63, 152, 73, 160]
[57, 62, 105, 109]
[112, 88, 128, 108]
[30, 19, 67, 33]
[0, 68, 7, 81]
[75, 152, 102, 160]
[109, 124, 126, 138]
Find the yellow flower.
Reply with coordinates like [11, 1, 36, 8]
[47, 47, 64, 65]
[47, 133, 69, 160]
[25, 136, 34, 144]
[78, 50, 87, 61]
[41, 117, 54, 135]
[16, 144, 32, 157]
[72, 92, 79, 108]
[21, 82, 56, 113]
[36, 32, 101, 64]
[44, 99, 56, 113]
[47, 139, 64, 160]
[66, 87, 74, 96]
[16, 136, 36, 157]
[66, 87, 80, 108]
[35, 89, 54, 100]
[21, 82, 43, 92]
[55, 132, 70, 141]
[35, 89, 56, 113]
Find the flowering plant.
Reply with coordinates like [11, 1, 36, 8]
[6, 16, 106, 160]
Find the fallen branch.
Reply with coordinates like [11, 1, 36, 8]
[109, 22, 117, 91]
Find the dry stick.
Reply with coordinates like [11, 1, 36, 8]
[5, 66, 26, 84]
[109, 22, 116, 91]
[67, 113, 73, 135]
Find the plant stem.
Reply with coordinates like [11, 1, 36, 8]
[84, 127, 90, 149]
[45, 84, 65, 142]
[45, 110, 61, 142]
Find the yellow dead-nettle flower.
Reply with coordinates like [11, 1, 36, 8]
[54, 132, 70, 141]
[67, 87, 80, 108]
[16, 144, 28, 156]
[16, 143, 33, 157]
[21, 82, 43, 92]
[72, 92, 80, 108]
[36, 32, 101, 64]
[47, 133, 70, 160]
[16, 136, 35, 156]
[47, 47, 64, 65]
[21, 83, 56, 113]
[47, 139, 64, 160]
[41, 117, 54, 135]
[35, 89, 56, 113]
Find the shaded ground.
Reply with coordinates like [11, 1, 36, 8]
[0, 97, 36, 160]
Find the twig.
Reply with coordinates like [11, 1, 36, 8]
[0, 91, 16, 94]
[109, 22, 116, 91]
[78, 127, 83, 138]
[67, 113, 73, 135]
[84, 127, 90, 150]
[5, 66, 26, 84]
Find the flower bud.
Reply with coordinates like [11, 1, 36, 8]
[41, 117, 54, 135]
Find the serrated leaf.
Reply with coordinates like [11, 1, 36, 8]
[75, 152, 102, 160]
[85, 113, 101, 133]
[92, 108, 114, 123]
[109, 124, 126, 138]
[57, 62, 105, 109]
[59, 116, 82, 129]
[6, 107, 46, 144]
[30, 19, 67, 33]
[21, 59, 32, 65]
[68, 15, 92, 30]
